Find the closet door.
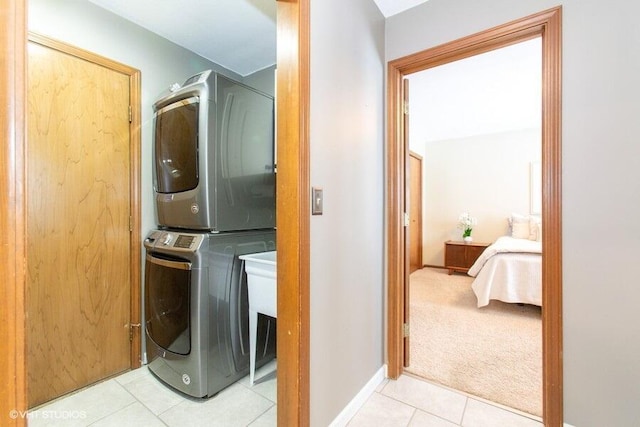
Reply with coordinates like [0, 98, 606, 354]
[27, 39, 132, 407]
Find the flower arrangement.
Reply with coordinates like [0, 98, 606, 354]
[458, 212, 477, 238]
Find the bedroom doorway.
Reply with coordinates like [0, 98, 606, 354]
[404, 37, 543, 417]
[386, 7, 563, 426]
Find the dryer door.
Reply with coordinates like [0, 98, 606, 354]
[145, 254, 192, 355]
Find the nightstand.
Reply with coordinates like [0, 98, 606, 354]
[444, 240, 490, 275]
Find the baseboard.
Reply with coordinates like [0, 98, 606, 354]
[422, 264, 445, 270]
[564, 423, 577, 427]
[328, 365, 386, 427]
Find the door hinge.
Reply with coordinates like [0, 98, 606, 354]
[403, 323, 410, 338]
[403, 101, 409, 115]
[404, 212, 410, 227]
[128, 323, 141, 342]
[129, 216, 133, 232]
[128, 105, 132, 123]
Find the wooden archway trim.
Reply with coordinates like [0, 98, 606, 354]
[386, 7, 563, 426]
[276, 0, 311, 425]
[0, 0, 27, 425]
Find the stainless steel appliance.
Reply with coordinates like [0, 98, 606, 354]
[153, 69, 275, 232]
[144, 228, 276, 397]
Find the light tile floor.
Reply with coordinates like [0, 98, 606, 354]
[348, 374, 542, 427]
[27, 365, 541, 427]
[27, 361, 277, 427]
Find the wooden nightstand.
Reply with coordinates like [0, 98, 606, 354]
[444, 240, 490, 275]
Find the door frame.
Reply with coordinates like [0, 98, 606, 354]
[27, 32, 143, 371]
[0, 1, 28, 425]
[275, 1, 311, 425]
[386, 7, 562, 426]
[2, 1, 311, 425]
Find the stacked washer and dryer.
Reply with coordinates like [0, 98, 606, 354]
[144, 70, 276, 398]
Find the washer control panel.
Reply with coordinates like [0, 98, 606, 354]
[144, 230, 204, 252]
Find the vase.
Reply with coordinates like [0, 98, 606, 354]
[463, 236, 473, 243]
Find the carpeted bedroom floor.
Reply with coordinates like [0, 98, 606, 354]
[406, 267, 542, 417]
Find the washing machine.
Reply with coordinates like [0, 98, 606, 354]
[144, 228, 276, 397]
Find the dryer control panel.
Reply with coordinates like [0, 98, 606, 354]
[144, 230, 204, 252]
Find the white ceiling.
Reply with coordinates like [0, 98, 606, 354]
[88, 0, 277, 76]
[88, 0, 428, 76]
[407, 37, 542, 143]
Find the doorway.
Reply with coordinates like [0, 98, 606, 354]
[386, 7, 563, 426]
[2, 1, 313, 426]
[404, 38, 542, 415]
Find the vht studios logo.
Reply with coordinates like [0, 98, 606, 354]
[9, 409, 87, 420]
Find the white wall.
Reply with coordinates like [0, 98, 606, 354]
[310, 0, 385, 424]
[387, 1, 640, 426]
[420, 129, 540, 266]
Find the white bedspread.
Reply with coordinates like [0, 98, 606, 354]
[468, 236, 542, 307]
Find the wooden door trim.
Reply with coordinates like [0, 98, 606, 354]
[27, 33, 143, 369]
[1, 0, 27, 425]
[276, 0, 310, 425]
[386, 7, 563, 426]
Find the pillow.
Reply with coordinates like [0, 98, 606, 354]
[529, 216, 542, 241]
[508, 213, 542, 241]
[511, 221, 531, 239]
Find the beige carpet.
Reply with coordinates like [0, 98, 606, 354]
[406, 267, 542, 417]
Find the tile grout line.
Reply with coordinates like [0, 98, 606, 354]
[459, 396, 469, 426]
[376, 389, 464, 426]
[82, 379, 144, 427]
[115, 372, 180, 424]
[246, 402, 276, 426]
[85, 401, 138, 427]
[403, 406, 419, 427]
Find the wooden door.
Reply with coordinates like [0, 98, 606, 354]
[402, 78, 411, 367]
[409, 152, 423, 274]
[26, 40, 132, 407]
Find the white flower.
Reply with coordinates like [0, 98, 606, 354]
[457, 212, 477, 237]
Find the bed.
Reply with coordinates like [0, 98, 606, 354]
[468, 235, 542, 307]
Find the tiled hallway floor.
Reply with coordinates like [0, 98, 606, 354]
[347, 374, 542, 427]
[28, 365, 541, 426]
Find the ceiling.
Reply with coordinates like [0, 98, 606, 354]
[88, 0, 429, 76]
[408, 37, 542, 142]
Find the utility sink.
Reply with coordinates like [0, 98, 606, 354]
[239, 251, 277, 385]
[240, 251, 277, 317]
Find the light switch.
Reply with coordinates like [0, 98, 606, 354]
[312, 187, 323, 215]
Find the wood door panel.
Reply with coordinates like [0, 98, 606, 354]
[27, 41, 131, 407]
[409, 152, 422, 274]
